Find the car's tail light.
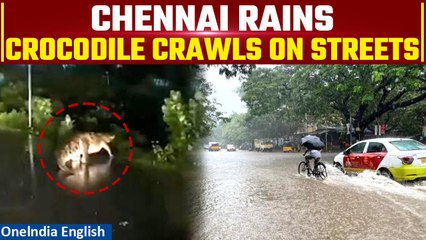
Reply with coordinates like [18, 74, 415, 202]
[398, 156, 414, 165]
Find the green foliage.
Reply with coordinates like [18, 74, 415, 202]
[291, 65, 426, 134]
[0, 81, 26, 111]
[386, 102, 426, 136]
[0, 96, 55, 132]
[217, 64, 256, 79]
[241, 67, 293, 116]
[239, 66, 322, 139]
[220, 113, 251, 145]
[0, 65, 221, 148]
[0, 102, 5, 112]
[0, 110, 27, 130]
[31, 96, 53, 128]
[240, 65, 426, 139]
[208, 111, 303, 146]
[153, 90, 214, 163]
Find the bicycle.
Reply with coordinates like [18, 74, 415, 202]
[298, 156, 327, 180]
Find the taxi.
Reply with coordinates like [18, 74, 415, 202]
[333, 138, 426, 181]
[208, 142, 221, 151]
[282, 142, 298, 152]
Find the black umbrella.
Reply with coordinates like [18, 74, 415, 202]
[301, 135, 325, 150]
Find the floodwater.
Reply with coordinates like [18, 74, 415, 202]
[3, 130, 426, 240]
[190, 150, 426, 240]
[0, 130, 190, 239]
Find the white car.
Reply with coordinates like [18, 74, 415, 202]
[333, 138, 426, 181]
[226, 144, 236, 151]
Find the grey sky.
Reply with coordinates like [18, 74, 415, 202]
[205, 66, 247, 117]
[205, 65, 277, 117]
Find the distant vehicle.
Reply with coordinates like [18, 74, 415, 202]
[282, 142, 299, 152]
[333, 138, 426, 181]
[239, 142, 253, 151]
[203, 144, 209, 150]
[208, 142, 221, 151]
[226, 144, 236, 151]
[254, 139, 274, 152]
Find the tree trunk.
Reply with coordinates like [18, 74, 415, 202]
[358, 127, 365, 141]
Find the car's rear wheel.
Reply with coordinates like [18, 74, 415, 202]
[378, 168, 393, 179]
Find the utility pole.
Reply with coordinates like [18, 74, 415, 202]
[27, 64, 36, 196]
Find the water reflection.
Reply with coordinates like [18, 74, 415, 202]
[54, 132, 116, 191]
[58, 157, 113, 192]
[27, 134, 36, 197]
[0, 131, 35, 212]
[1, 130, 192, 239]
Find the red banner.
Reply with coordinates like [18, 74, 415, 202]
[0, 0, 425, 63]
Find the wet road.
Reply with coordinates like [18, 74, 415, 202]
[0, 131, 190, 239]
[191, 150, 426, 240]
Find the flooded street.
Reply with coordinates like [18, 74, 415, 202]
[0, 131, 190, 239]
[191, 150, 426, 240]
[3, 129, 426, 240]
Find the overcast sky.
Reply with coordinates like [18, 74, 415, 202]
[205, 66, 247, 117]
[205, 65, 277, 117]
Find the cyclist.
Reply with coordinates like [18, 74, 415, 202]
[303, 148, 322, 172]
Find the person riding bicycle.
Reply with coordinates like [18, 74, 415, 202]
[303, 148, 322, 172]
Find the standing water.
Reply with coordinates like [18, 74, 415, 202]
[190, 150, 426, 240]
[0, 130, 192, 239]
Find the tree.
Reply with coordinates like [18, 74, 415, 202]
[239, 65, 426, 140]
[291, 65, 426, 139]
[221, 113, 252, 145]
[210, 111, 302, 146]
[218, 64, 256, 79]
[247, 113, 301, 139]
[0, 81, 26, 111]
[385, 101, 426, 136]
[152, 90, 218, 163]
[0, 65, 221, 146]
[239, 66, 307, 139]
[241, 67, 292, 116]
